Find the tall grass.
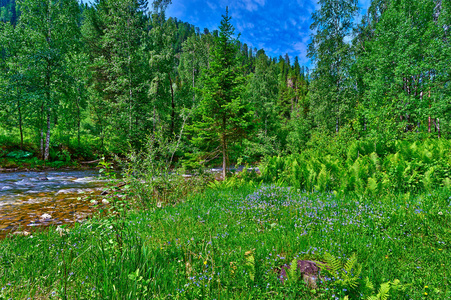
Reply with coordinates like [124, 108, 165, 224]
[0, 184, 449, 299]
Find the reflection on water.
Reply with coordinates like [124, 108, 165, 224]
[0, 170, 106, 239]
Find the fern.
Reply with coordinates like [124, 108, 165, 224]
[323, 253, 361, 290]
[341, 253, 361, 289]
[377, 281, 390, 300]
[323, 252, 341, 275]
[364, 277, 374, 293]
[367, 176, 378, 195]
[287, 258, 298, 283]
[244, 252, 255, 282]
[366, 279, 405, 300]
[315, 165, 329, 191]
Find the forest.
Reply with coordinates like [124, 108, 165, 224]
[0, 1, 451, 299]
[1, 0, 448, 174]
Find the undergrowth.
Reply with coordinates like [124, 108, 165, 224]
[0, 184, 449, 299]
[261, 139, 451, 195]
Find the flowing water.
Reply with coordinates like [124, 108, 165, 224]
[0, 170, 105, 239]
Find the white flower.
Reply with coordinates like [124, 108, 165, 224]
[438, 211, 443, 215]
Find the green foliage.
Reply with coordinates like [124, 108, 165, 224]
[188, 8, 253, 178]
[261, 138, 451, 195]
[122, 133, 213, 208]
[244, 251, 255, 282]
[287, 258, 298, 284]
[323, 253, 362, 290]
[2, 184, 448, 299]
[366, 279, 406, 300]
[5, 150, 32, 159]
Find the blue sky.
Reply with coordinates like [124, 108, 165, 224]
[83, 0, 372, 67]
[166, 0, 372, 67]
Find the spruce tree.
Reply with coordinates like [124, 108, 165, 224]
[191, 7, 252, 178]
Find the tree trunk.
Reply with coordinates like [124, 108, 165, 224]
[44, 107, 50, 161]
[169, 74, 175, 136]
[40, 104, 44, 158]
[17, 94, 23, 149]
[129, 87, 132, 141]
[222, 136, 227, 180]
[222, 116, 227, 179]
[428, 88, 431, 133]
[192, 65, 195, 103]
[437, 118, 441, 138]
[76, 88, 81, 146]
[153, 106, 156, 137]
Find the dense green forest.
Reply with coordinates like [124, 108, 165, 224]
[0, 0, 450, 173]
[1, 2, 451, 299]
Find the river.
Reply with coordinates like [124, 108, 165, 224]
[0, 170, 105, 239]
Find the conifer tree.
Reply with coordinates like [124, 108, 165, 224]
[191, 7, 252, 178]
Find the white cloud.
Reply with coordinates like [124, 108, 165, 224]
[288, 40, 311, 64]
[165, 0, 186, 19]
[246, 22, 255, 29]
[206, 1, 217, 10]
[296, 0, 305, 8]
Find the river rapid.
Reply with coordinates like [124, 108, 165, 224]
[0, 170, 105, 239]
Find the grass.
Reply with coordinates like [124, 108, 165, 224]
[0, 184, 450, 299]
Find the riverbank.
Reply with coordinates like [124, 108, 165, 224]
[0, 183, 449, 299]
[0, 157, 101, 173]
[0, 169, 108, 239]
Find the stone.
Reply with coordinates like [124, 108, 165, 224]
[40, 213, 52, 220]
[278, 260, 321, 288]
[13, 231, 30, 236]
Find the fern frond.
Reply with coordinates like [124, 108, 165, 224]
[288, 258, 298, 282]
[245, 254, 255, 282]
[377, 282, 390, 300]
[364, 277, 374, 292]
[355, 262, 362, 278]
[344, 253, 358, 274]
[324, 252, 341, 275]
[346, 277, 359, 289]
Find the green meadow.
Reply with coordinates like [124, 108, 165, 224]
[1, 180, 450, 299]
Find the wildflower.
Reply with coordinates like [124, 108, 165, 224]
[204, 261, 208, 265]
[424, 292, 428, 295]
[438, 211, 443, 215]
[425, 285, 428, 288]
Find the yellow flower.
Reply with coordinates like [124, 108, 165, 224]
[204, 260, 207, 265]
[385, 255, 389, 259]
[425, 285, 429, 289]
[424, 292, 428, 296]
[439, 249, 443, 251]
